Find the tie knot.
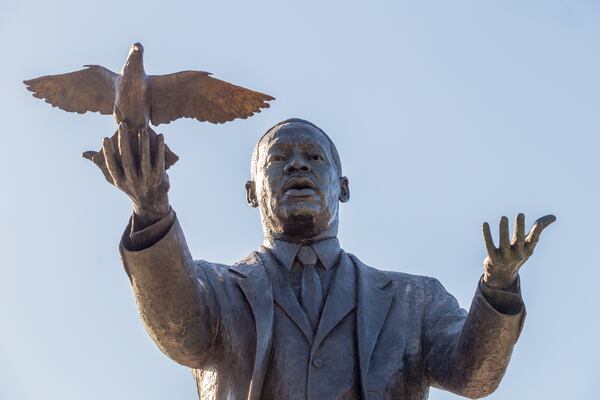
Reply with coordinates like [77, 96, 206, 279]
[297, 245, 318, 267]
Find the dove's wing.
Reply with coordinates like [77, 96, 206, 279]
[148, 71, 274, 125]
[24, 65, 117, 115]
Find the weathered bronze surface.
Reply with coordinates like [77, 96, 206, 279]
[23, 43, 274, 170]
[81, 116, 555, 399]
[25, 44, 558, 396]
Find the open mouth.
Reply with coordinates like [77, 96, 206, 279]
[284, 177, 317, 196]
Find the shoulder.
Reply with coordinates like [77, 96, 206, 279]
[192, 251, 261, 273]
[191, 253, 261, 297]
[347, 252, 442, 291]
[194, 259, 231, 274]
[348, 253, 459, 315]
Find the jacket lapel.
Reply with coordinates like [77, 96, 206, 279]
[311, 251, 357, 354]
[258, 248, 314, 343]
[351, 254, 394, 399]
[229, 252, 273, 400]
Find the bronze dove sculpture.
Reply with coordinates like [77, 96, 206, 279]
[23, 42, 274, 168]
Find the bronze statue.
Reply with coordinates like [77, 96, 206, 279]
[23, 44, 556, 398]
[78, 115, 554, 399]
[23, 42, 274, 171]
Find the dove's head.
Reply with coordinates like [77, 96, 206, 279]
[132, 42, 144, 53]
[246, 119, 350, 243]
[123, 42, 145, 74]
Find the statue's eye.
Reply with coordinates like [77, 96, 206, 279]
[310, 154, 325, 161]
[270, 154, 285, 162]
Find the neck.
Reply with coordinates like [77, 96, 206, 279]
[264, 218, 339, 245]
[122, 54, 145, 77]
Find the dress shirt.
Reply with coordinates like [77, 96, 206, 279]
[262, 237, 342, 300]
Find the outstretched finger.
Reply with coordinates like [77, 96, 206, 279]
[139, 129, 151, 182]
[118, 124, 135, 182]
[499, 216, 510, 253]
[512, 213, 525, 248]
[153, 134, 166, 186]
[483, 222, 499, 263]
[102, 137, 122, 185]
[525, 214, 557, 246]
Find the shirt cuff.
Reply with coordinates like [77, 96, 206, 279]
[123, 208, 176, 251]
[478, 276, 524, 316]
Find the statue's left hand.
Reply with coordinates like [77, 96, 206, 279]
[482, 213, 556, 290]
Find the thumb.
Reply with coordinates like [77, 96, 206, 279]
[82, 150, 114, 184]
[82, 150, 97, 161]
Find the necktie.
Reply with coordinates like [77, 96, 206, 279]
[297, 245, 323, 331]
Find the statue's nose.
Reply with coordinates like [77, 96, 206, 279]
[284, 157, 311, 174]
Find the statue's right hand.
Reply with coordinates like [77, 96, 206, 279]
[86, 123, 170, 226]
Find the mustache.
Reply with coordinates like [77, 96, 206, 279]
[282, 176, 318, 192]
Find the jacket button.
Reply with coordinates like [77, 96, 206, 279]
[312, 358, 324, 368]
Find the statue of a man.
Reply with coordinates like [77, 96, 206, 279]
[91, 118, 554, 399]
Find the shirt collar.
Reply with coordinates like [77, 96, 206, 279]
[263, 237, 342, 271]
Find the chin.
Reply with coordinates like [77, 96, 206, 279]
[275, 204, 331, 239]
[278, 200, 325, 221]
[281, 215, 319, 238]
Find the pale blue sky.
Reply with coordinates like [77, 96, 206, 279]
[1, 0, 599, 399]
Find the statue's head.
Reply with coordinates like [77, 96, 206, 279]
[246, 118, 350, 243]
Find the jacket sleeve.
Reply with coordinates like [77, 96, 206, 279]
[119, 210, 219, 369]
[422, 277, 526, 399]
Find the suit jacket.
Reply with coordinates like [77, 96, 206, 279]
[259, 244, 361, 399]
[120, 215, 525, 400]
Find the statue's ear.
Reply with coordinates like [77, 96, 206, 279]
[339, 176, 350, 203]
[245, 180, 259, 208]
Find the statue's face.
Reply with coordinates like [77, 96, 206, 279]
[248, 123, 349, 241]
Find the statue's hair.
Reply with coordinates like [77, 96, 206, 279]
[250, 118, 343, 180]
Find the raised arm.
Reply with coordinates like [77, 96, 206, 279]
[86, 124, 218, 368]
[424, 213, 555, 399]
